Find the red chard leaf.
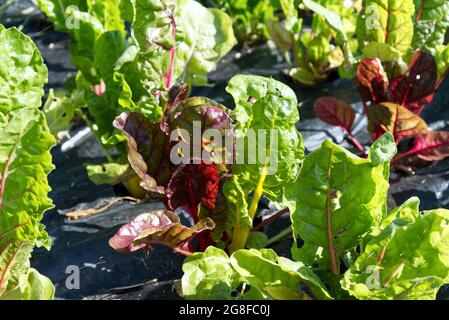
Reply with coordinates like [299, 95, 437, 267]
[356, 58, 390, 104]
[390, 51, 437, 113]
[166, 162, 219, 213]
[314, 97, 356, 132]
[113, 112, 171, 195]
[399, 131, 449, 162]
[368, 103, 428, 142]
[109, 210, 215, 253]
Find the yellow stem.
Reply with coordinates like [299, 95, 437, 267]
[229, 169, 267, 253]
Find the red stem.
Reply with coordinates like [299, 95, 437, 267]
[163, 8, 177, 89]
[416, 0, 424, 23]
[343, 128, 367, 157]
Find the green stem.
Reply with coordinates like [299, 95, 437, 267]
[265, 226, 292, 247]
[76, 110, 114, 163]
[229, 169, 267, 253]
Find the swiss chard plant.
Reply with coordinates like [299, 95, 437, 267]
[179, 133, 449, 300]
[312, 0, 449, 167]
[109, 75, 304, 256]
[266, 0, 359, 85]
[202, 0, 281, 43]
[36, 0, 236, 191]
[0, 25, 55, 300]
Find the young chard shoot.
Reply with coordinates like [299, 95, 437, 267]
[0, 26, 55, 300]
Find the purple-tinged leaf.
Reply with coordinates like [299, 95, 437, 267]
[109, 210, 215, 253]
[394, 131, 449, 163]
[356, 58, 390, 104]
[368, 102, 428, 142]
[166, 162, 219, 212]
[113, 112, 171, 195]
[390, 51, 437, 113]
[314, 97, 356, 132]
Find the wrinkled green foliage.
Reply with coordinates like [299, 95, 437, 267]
[289, 134, 395, 271]
[181, 246, 331, 300]
[36, 0, 236, 184]
[205, 0, 280, 42]
[0, 26, 48, 115]
[266, 0, 358, 85]
[412, 0, 449, 55]
[225, 75, 304, 251]
[343, 201, 449, 300]
[0, 26, 55, 300]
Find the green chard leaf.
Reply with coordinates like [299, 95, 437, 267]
[0, 27, 48, 114]
[289, 134, 396, 274]
[225, 75, 304, 252]
[0, 26, 55, 300]
[181, 246, 332, 300]
[177, 0, 237, 86]
[357, 0, 415, 56]
[412, 0, 449, 55]
[342, 199, 449, 300]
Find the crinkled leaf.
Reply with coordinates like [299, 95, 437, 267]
[113, 112, 171, 194]
[230, 249, 332, 300]
[177, 1, 237, 86]
[109, 210, 215, 253]
[357, 0, 415, 56]
[164, 96, 234, 166]
[434, 44, 449, 79]
[2, 268, 55, 300]
[166, 162, 219, 211]
[226, 76, 303, 191]
[314, 97, 356, 132]
[289, 138, 394, 272]
[356, 57, 390, 104]
[222, 176, 252, 236]
[0, 27, 48, 114]
[368, 102, 428, 141]
[181, 247, 332, 300]
[342, 205, 449, 300]
[181, 246, 236, 300]
[361, 42, 402, 62]
[412, 0, 449, 54]
[0, 108, 55, 249]
[226, 74, 298, 130]
[0, 241, 32, 297]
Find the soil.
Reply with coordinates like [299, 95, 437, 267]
[3, 0, 449, 300]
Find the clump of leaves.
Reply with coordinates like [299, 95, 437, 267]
[36, 0, 236, 188]
[204, 0, 281, 43]
[109, 75, 304, 256]
[314, 50, 449, 168]
[267, 0, 359, 86]
[0, 25, 55, 300]
[180, 133, 449, 300]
